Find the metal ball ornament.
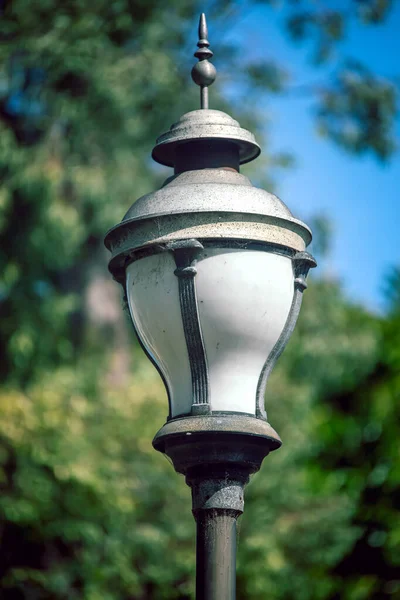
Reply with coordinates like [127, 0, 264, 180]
[191, 60, 217, 88]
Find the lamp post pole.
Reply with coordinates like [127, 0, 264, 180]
[192, 474, 243, 600]
[105, 13, 316, 600]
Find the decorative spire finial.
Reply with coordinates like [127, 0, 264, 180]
[191, 13, 217, 109]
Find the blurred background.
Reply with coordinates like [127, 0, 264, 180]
[0, 1, 399, 598]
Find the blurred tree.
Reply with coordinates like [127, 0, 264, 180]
[0, 0, 397, 598]
[317, 273, 400, 600]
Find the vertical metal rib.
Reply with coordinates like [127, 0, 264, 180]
[256, 251, 317, 419]
[167, 239, 210, 414]
[177, 272, 209, 406]
[123, 285, 173, 419]
[256, 288, 303, 419]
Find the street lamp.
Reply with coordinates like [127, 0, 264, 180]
[105, 14, 316, 600]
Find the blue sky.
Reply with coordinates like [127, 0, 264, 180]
[222, 2, 399, 312]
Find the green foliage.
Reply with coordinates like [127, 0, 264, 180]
[0, 361, 196, 598]
[313, 308, 400, 599]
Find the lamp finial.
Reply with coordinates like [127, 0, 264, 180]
[191, 13, 216, 109]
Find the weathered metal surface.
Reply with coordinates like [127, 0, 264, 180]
[151, 110, 260, 167]
[191, 475, 247, 513]
[105, 168, 312, 282]
[114, 238, 294, 275]
[152, 413, 281, 461]
[119, 169, 296, 221]
[293, 250, 317, 291]
[107, 220, 309, 283]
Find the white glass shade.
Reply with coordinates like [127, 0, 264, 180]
[126, 248, 294, 418]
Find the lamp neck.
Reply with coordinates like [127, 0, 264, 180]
[174, 140, 240, 174]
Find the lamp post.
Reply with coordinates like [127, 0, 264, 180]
[105, 14, 316, 600]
